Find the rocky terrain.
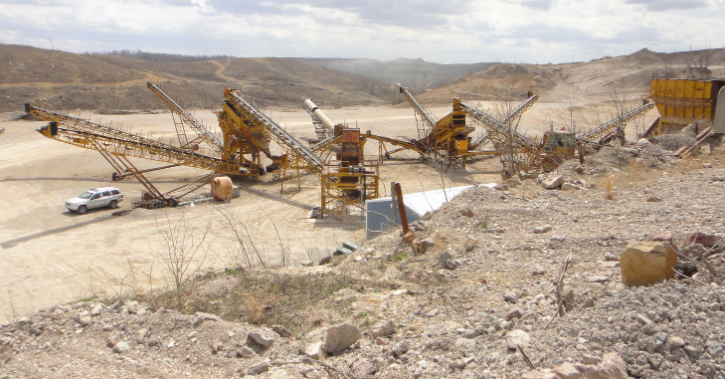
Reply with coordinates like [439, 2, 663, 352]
[2, 136, 725, 378]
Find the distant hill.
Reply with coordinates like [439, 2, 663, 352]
[416, 47, 725, 104]
[296, 57, 492, 95]
[0, 45, 391, 113]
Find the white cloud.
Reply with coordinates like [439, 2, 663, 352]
[0, 0, 723, 63]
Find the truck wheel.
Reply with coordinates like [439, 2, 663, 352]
[77, 205, 87, 214]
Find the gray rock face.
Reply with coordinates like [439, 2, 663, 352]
[324, 322, 361, 354]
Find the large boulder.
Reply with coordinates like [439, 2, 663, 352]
[620, 241, 677, 286]
[323, 322, 361, 354]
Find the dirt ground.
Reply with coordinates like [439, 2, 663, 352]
[0, 100, 659, 323]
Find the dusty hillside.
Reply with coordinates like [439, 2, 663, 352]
[418, 48, 725, 104]
[0, 45, 389, 112]
[298, 57, 492, 94]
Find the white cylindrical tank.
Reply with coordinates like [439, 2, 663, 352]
[303, 99, 335, 134]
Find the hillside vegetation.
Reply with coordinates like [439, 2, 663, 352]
[0, 45, 390, 112]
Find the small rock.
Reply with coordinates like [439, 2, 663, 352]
[137, 328, 148, 343]
[646, 197, 662, 202]
[300, 366, 320, 379]
[90, 303, 103, 316]
[324, 322, 361, 354]
[371, 320, 396, 338]
[248, 331, 274, 348]
[351, 358, 379, 376]
[620, 241, 677, 286]
[393, 340, 410, 357]
[703, 163, 713, 168]
[561, 183, 581, 191]
[385, 266, 403, 280]
[126, 301, 145, 315]
[505, 309, 522, 321]
[112, 341, 131, 354]
[587, 275, 610, 283]
[193, 312, 219, 328]
[683, 232, 723, 249]
[78, 311, 92, 326]
[147, 338, 159, 347]
[532, 266, 546, 276]
[413, 238, 436, 254]
[224, 363, 244, 377]
[506, 329, 531, 350]
[237, 346, 257, 358]
[533, 226, 552, 234]
[541, 175, 564, 189]
[438, 251, 458, 270]
[424, 308, 439, 317]
[706, 340, 724, 358]
[449, 357, 474, 370]
[272, 325, 292, 337]
[668, 336, 686, 348]
[301, 260, 314, 267]
[212, 341, 222, 354]
[246, 360, 270, 375]
[460, 209, 474, 217]
[503, 292, 518, 304]
[305, 342, 327, 360]
[655, 332, 669, 347]
[318, 255, 332, 265]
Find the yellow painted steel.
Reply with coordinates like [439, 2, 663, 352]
[647, 78, 724, 136]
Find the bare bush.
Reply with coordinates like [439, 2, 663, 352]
[155, 212, 210, 308]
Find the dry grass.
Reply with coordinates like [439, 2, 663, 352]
[604, 176, 614, 200]
[142, 261, 394, 335]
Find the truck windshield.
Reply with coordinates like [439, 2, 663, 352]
[78, 191, 93, 199]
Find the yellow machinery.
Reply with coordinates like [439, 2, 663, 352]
[396, 86, 498, 166]
[25, 104, 232, 207]
[645, 78, 725, 136]
[222, 89, 379, 219]
[27, 85, 379, 218]
[462, 99, 654, 178]
[299, 99, 381, 219]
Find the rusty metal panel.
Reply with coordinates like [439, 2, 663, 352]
[341, 129, 360, 143]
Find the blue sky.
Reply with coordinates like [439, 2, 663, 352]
[0, 0, 723, 64]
